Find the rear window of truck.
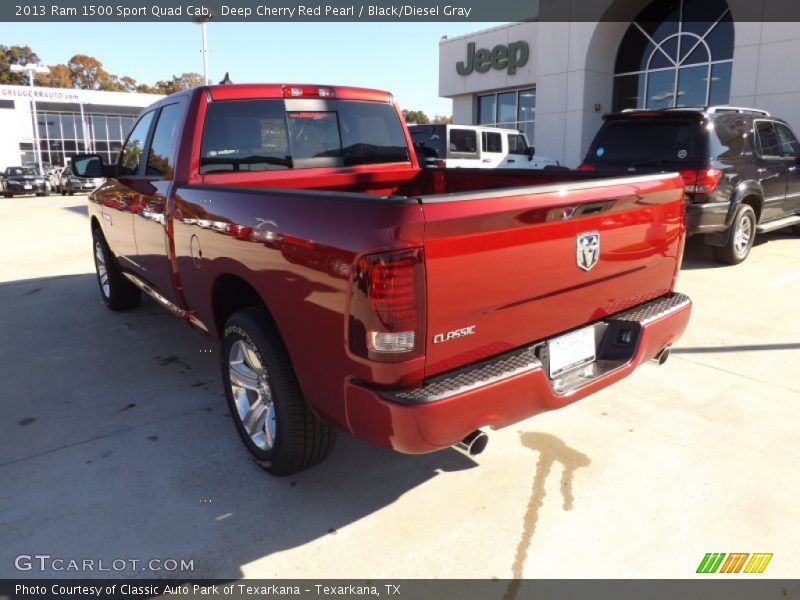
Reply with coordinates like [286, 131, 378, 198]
[200, 99, 409, 173]
[590, 120, 702, 164]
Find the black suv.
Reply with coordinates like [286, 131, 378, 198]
[580, 107, 800, 264]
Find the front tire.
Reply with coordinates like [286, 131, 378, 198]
[221, 307, 336, 476]
[92, 227, 141, 310]
[713, 204, 756, 265]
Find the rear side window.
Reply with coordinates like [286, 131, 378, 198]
[755, 121, 782, 157]
[410, 126, 445, 159]
[199, 99, 409, 173]
[146, 104, 182, 178]
[774, 122, 800, 156]
[590, 120, 701, 164]
[449, 129, 478, 155]
[710, 117, 747, 159]
[482, 131, 502, 153]
[508, 134, 528, 155]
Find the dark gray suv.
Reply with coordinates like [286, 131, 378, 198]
[581, 106, 800, 265]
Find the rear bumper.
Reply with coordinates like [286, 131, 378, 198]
[686, 200, 730, 234]
[344, 292, 692, 454]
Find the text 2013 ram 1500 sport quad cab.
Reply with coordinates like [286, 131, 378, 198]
[73, 83, 692, 475]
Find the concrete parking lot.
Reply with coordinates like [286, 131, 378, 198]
[1, 194, 798, 580]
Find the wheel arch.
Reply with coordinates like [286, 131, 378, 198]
[729, 182, 764, 224]
[211, 273, 278, 340]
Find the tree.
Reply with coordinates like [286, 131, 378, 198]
[153, 72, 204, 95]
[0, 45, 41, 84]
[402, 109, 430, 124]
[36, 64, 71, 88]
[67, 54, 119, 90]
[432, 115, 453, 124]
[118, 76, 138, 93]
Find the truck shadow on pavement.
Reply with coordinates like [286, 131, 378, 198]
[0, 272, 478, 580]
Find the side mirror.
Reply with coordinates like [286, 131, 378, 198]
[72, 154, 115, 178]
[526, 146, 536, 160]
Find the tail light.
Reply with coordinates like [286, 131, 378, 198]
[680, 168, 723, 194]
[348, 248, 425, 361]
[282, 86, 336, 98]
[577, 163, 595, 171]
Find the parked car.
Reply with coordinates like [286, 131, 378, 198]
[580, 106, 800, 264]
[1, 166, 48, 197]
[73, 83, 691, 475]
[409, 124, 559, 170]
[57, 165, 103, 195]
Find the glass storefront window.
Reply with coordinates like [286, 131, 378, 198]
[478, 95, 496, 125]
[477, 87, 537, 144]
[23, 108, 135, 166]
[613, 0, 733, 110]
[91, 115, 108, 141]
[497, 92, 517, 124]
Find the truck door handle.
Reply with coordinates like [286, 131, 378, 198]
[482, 158, 491, 163]
[507, 159, 516, 163]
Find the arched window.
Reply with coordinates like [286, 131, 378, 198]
[613, 0, 733, 111]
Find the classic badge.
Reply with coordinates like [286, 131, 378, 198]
[576, 232, 600, 271]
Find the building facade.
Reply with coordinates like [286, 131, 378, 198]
[439, 0, 800, 166]
[0, 84, 162, 170]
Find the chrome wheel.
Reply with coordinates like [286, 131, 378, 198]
[94, 241, 110, 299]
[229, 339, 276, 451]
[733, 214, 753, 256]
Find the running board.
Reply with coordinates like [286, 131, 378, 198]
[122, 272, 208, 332]
[756, 215, 800, 234]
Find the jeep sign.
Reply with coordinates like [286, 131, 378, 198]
[456, 41, 530, 76]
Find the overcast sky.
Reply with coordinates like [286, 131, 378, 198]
[6, 22, 501, 116]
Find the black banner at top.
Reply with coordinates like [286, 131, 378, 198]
[3, 0, 800, 22]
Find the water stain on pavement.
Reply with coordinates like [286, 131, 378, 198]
[505, 433, 590, 600]
[18, 417, 36, 426]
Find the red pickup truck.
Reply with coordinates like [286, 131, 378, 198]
[73, 83, 692, 475]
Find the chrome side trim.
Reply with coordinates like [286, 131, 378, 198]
[122, 272, 192, 319]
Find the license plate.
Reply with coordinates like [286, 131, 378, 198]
[24, 184, 32, 190]
[548, 326, 596, 378]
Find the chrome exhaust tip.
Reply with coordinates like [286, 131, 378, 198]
[651, 346, 671, 366]
[455, 430, 489, 456]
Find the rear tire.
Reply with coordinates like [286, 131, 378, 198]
[221, 307, 336, 476]
[713, 204, 756, 265]
[92, 227, 141, 310]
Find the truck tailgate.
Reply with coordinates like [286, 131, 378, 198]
[420, 173, 685, 377]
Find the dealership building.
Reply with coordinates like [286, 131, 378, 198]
[439, 0, 800, 166]
[0, 84, 161, 171]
